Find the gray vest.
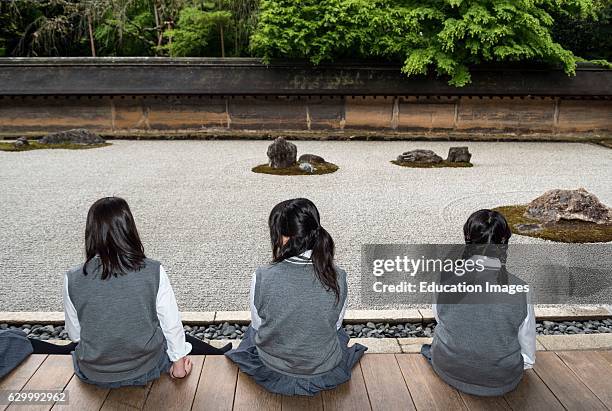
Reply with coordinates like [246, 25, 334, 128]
[432, 269, 527, 396]
[67, 258, 165, 383]
[254, 260, 347, 376]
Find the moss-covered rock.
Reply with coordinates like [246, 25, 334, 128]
[0, 141, 111, 152]
[492, 205, 612, 243]
[391, 160, 473, 168]
[252, 162, 339, 175]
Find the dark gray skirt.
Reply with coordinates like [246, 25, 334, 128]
[72, 349, 172, 389]
[225, 326, 367, 396]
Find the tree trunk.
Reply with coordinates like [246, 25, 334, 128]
[87, 13, 96, 57]
[219, 24, 225, 57]
[154, 3, 163, 49]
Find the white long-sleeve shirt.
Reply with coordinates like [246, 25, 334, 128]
[63, 265, 192, 362]
[249, 250, 347, 331]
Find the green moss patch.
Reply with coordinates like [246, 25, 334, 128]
[492, 205, 612, 243]
[0, 141, 111, 152]
[391, 160, 473, 168]
[252, 162, 339, 175]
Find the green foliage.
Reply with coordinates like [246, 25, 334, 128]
[550, 0, 612, 62]
[0, 0, 609, 79]
[94, 0, 158, 56]
[164, 6, 231, 56]
[252, 0, 601, 86]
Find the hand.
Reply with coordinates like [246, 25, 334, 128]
[169, 356, 193, 379]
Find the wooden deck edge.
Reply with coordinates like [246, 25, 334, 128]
[41, 334, 611, 354]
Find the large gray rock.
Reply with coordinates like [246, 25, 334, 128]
[267, 137, 297, 168]
[447, 147, 471, 163]
[298, 154, 325, 164]
[39, 129, 105, 145]
[525, 188, 612, 224]
[396, 149, 443, 163]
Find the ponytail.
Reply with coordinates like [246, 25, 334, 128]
[268, 198, 341, 303]
[311, 226, 340, 303]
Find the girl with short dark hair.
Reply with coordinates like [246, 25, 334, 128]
[63, 197, 227, 388]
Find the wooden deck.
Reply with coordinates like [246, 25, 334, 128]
[1, 351, 611, 411]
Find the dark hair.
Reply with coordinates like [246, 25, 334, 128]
[463, 209, 512, 284]
[268, 198, 340, 302]
[83, 197, 146, 280]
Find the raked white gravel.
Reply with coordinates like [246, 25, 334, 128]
[1, 140, 610, 311]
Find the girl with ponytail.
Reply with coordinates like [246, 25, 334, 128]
[422, 209, 536, 397]
[225, 198, 367, 396]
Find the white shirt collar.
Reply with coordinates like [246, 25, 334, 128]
[285, 249, 313, 264]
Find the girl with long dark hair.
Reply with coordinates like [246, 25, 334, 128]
[225, 198, 367, 396]
[422, 209, 536, 397]
[63, 197, 227, 388]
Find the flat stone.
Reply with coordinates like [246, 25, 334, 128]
[0, 312, 64, 324]
[534, 305, 612, 320]
[180, 311, 216, 324]
[214, 311, 251, 324]
[350, 338, 401, 353]
[344, 309, 421, 323]
[537, 334, 612, 350]
[396, 149, 443, 164]
[419, 308, 436, 322]
[398, 337, 432, 353]
[298, 154, 325, 164]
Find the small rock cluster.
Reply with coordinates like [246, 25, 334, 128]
[6, 318, 611, 341]
[525, 188, 612, 225]
[396, 147, 471, 164]
[39, 129, 105, 145]
[538, 319, 612, 335]
[267, 137, 326, 173]
[345, 322, 436, 338]
[184, 323, 248, 340]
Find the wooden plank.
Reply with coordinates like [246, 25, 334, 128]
[459, 393, 511, 411]
[557, 351, 612, 408]
[102, 381, 154, 410]
[503, 370, 564, 411]
[534, 352, 607, 410]
[144, 356, 204, 411]
[360, 354, 414, 411]
[396, 354, 466, 411]
[51, 375, 109, 411]
[599, 350, 612, 365]
[6, 356, 74, 411]
[281, 394, 323, 411]
[0, 355, 48, 411]
[192, 356, 238, 411]
[99, 400, 138, 411]
[0, 355, 47, 391]
[322, 362, 371, 411]
[233, 372, 281, 411]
